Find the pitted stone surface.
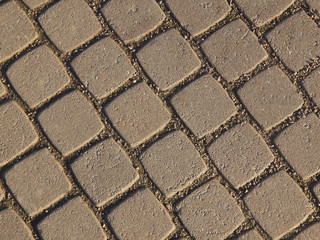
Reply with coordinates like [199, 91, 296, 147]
[275, 114, 320, 179]
[176, 179, 244, 239]
[201, 19, 267, 81]
[71, 138, 138, 206]
[303, 68, 320, 107]
[136, 29, 201, 89]
[294, 222, 320, 240]
[6, 45, 69, 108]
[165, 0, 230, 35]
[266, 10, 320, 71]
[244, 171, 313, 239]
[235, 230, 263, 240]
[238, 66, 303, 129]
[23, 0, 47, 9]
[71, 38, 134, 99]
[171, 74, 236, 137]
[106, 188, 175, 240]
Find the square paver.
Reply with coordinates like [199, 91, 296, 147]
[201, 19, 267, 81]
[23, 0, 47, 9]
[37, 197, 106, 240]
[106, 188, 175, 240]
[6, 45, 69, 108]
[237, 66, 303, 129]
[176, 179, 244, 239]
[0, 101, 37, 165]
[101, 0, 165, 42]
[4, 148, 70, 215]
[171, 74, 236, 137]
[294, 222, 320, 240]
[71, 38, 134, 99]
[38, 0, 101, 52]
[165, 0, 230, 35]
[140, 131, 206, 197]
[0, 1, 36, 62]
[275, 114, 320, 179]
[266, 10, 320, 71]
[71, 138, 138, 206]
[136, 29, 201, 89]
[244, 171, 313, 238]
[207, 123, 274, 188]
[303, 68, 320, 107]
[37, 91, 104, 156]
[236, 230, 262, 240]
[104, 83, 171, 146]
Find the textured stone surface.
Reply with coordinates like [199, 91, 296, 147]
[266, 10, 320, 71]
[176, 179, 244, 239]
[235, 230, 262, 240]
[244, 171, 313, 238]
[106, 188, 175, 240]
[275, 114, 320, 179]
[208, 123, 273, 188]
[136, 29, 201, 89]
[6, 45, 69, 108]
[171, 74, 236, 136]
[314, 182, 320, 201]
[294, 222, 320, 240]
[201, 19, 267, 81]
[71, 38, 134, 99]
[303, 68, 320, 107]
[71, 138, 137, 206]
[23, 0, 47, 9]
[238, 66, 303, 129]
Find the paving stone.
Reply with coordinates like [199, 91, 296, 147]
[37, 197, 106, 240]
[4, 148, 70, 215]
[23, 0, 47, 9]
[136, 29, 201, 89]
[38, 0, 101, 52]
[238, 66, 303, 129]
[201, 19, 267, 81]
[106, 188, 175, 240]
[0, 1, 36, 62]
[101, 0, 165, 42]
[294, 222, 320, 240]
[306, 0, 320, 15]
[303, 68, 320, 107]
[140, 131, 206, 197]
[0, 101, 37, 165]
[0, 209, 33, 240]
[165, 0, 230, 35]
[207, 123, 273, 188]
[37, 91, 104, 156]
[176, 179, 244, 239]
[235, 0, 294, 26]
[0, 188, 3, 200]
[275, 114, 320, 179]
[0, 83, 5, 96]
[266, 11, 320, 71]
[171, 74, 236, 137]
[314, 182, 320, 201]
[71, 138, 138, 206]
[235, 230, 262, 240]
[6, 45, 69, 108]
[244, 171, 313, 239]
[104, 83, 171, 146]
[71, 38, 134, 99]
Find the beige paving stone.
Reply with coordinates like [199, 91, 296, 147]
[303, 68, 320, 107]
[104, 83, 171, 146]
[275, 114, 320, 179]
[0, 188, 3, 201]
[140, 131, 206, 197]
[37, 91, 104, 156]
[314, 182, 320, 201]
[171, 74, 236, 137]
[6, 45, 69, 108]
[165, 0, 230, 35]
[294, 222, 320, 240]
[244, 171, 313, 239]
[23, 0, 47, 9]
[238, 66, 303, 129]
[266, 11, 320, 71]
[0, 209, 33, 240]
[38, 0, 101, 52]
[71, 138, 138, 206]
[235, 230, 262, 240]
[207, 123, 273, 188]
[37, 197, 106, 240]
[101, 0, 165, 42]
[306, 0, 320, 14]
[4, 148, 70, 215]
[0, 1, 36, 62]
[0, 83, 5, 96]
[71, 38, 134, 99]
[0, 101, 37, 165]
[176, 179, 244, 239]
[235, 0, 294, 26]
[201, 19, 267, 81]
[136, 29, 201, 89]
[106, 188, 175, 240]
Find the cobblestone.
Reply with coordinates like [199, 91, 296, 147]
[303, 68, 320, 107]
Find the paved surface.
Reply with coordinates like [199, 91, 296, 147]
[0, 0, 320, 239]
